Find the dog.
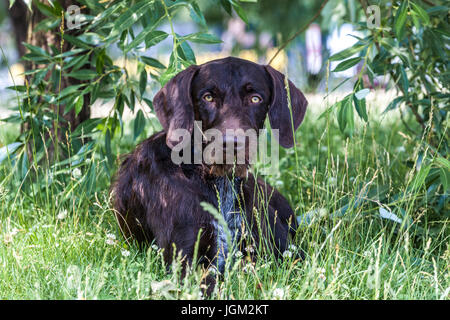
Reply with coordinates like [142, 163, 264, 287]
[112, 57, 307, 294]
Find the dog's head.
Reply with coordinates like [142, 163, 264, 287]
[153, 57, 308, 174]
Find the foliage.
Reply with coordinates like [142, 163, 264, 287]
[0, 0, 249, 193]
[324, 0, 449, 215]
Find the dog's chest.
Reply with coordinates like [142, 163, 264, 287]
[212, 176, 242, 273]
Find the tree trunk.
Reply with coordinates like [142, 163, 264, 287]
[7, 0, 28, 58]
[8, 0, 91, 161]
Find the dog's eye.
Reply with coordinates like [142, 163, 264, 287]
[203, 93, 213, 102]
[250, 95, 262, 104]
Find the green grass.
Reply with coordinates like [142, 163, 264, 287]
[0, 94, 448, 300]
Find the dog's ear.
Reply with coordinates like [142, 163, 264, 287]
[265, 65, 308, 148]
[153, 65, 199, 149]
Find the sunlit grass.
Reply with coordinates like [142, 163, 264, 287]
[0, 92, 448, 300]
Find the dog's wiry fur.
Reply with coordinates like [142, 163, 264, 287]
[112, 57, 308, 294]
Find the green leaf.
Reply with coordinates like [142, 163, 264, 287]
[95, 50, 105, 74]
[182, 32, 222, 44]
[126, 27, 164, 52]
[344, 97, 354, 136]
[77, 33, 103, 46]
[141, 56, 166, 69]
[85, 163, 96, 194]
[105, 129, 113, 166]
[63, 34, 92, 49]
[35, 17, 61, 32]
[335, 95, 350, 133]
[411, 2, 430, 25]
[91, 82, 100, 103]
[134, 109, 146, 141]
[383, 96, 404, 114]
[177, 41, 196, 64]
[337, 94, 354, 135]
[64, 54, 89, 71]
[23, 43, 50, 57]
[189, 1, 207, 29]
[435, 156, 450, 171]
[353, 94, 368, 122]
[337, 100, 345, 133]
[110, 1, 153, 37]
[58, 84, 85, 101]
[74, 94, 84, 116]
[67, 70, 98, 80]
[53, 142, 94, 168]
[231, 0, 248, 24]
[332, 57, 361, 72]
[35, 1, 60, 17]
[54, 48, 86, 60]
[144, 31, 169, 48]
[115, 94, 125, 117]
[158, 64, 177, 86]
[19, 152, 29, 180]
[410, 11, 421, 31]
[128, 90, 136, 113]
[6, 85, 27, 92]
[395, 1, 408, 40]
[88, 2, 125, 32]
[71, 118, 102, 138]
[411, 163, 432, 191]
[440, 168, 449, 192]
[329, 43, 366, 62]
[220, 0, 232, 15]
[143, 98, 153, 110]
[139, 69, 147, 97]
[399, 65, 409, 94]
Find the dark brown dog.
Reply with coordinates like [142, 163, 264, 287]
[112, 57, 307, 292]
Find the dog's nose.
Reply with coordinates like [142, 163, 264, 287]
[223, 135, 245, 150]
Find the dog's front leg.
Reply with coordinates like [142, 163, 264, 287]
[161, 222, 217, 297]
